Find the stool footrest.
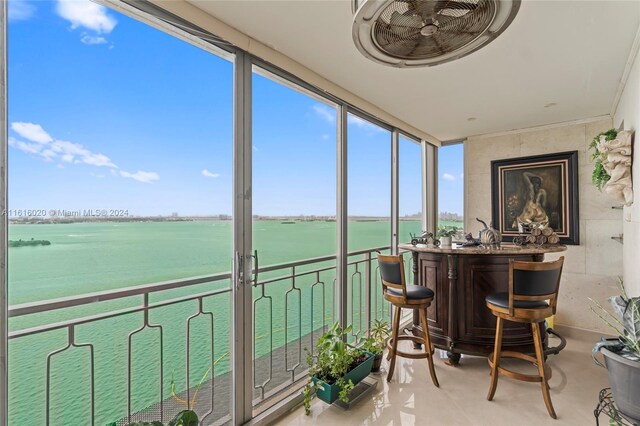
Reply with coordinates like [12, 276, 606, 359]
[387, 335, 434, 360]
[488, 351, 552, 383]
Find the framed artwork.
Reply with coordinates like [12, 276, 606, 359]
[491, 151, 580, 245]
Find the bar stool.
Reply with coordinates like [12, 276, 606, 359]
[485, 257, 564, 419]
[377, 253, 439, 386]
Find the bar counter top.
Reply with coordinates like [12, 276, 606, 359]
[398, 242, 567, 255]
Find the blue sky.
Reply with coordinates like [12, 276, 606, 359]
[8, 0, 463, 217]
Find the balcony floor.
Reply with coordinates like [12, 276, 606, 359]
[277, 327, 607, 425]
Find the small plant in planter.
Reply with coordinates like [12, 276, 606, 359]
[360, 319, 391, 372]
[437, 226, 459, 247]
[591, 278, 640, 424]
[302, 322, 375, 415]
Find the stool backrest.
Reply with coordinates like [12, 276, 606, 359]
[377, 254, 407, 302]
[509, 257, 564, 315]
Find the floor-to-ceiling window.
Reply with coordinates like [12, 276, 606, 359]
[347, 113, 392, 332]
[7, 2, 234, 424]
[251, 67, 337, 413]
[399, 136, 424, 244]
[3, 1, 437, 423]
[438, 143, 464, 234]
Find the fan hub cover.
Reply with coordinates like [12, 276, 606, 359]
[420, 19, 439, 37]
[352, 0, 521, 67]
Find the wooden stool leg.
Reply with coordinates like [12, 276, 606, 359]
[419, 308, 439, 387]
[487, 316, 503, 401]
[386, 306, 402, 382]
[532, 323, 557, 419]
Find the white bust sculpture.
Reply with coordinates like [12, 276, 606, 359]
[597, 130, 634, 206]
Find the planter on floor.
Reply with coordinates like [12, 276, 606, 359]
[312, 350, 375, 405]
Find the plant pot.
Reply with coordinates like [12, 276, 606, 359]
[312, 351, 375, 404]
[371, 353, 383, 372]
[600, 347, 640, 423]
[440, 236, 452, 247]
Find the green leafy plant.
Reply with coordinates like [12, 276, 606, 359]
[590, 277, 640, 358]
[360, 319, 390, 355]
[589, 128, 618, 191]
[437, 225, 459, 238]
[302, 322, 369, 415]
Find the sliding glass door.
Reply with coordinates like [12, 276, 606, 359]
[7, 3, 235, 425]
[250, 67, 337, 414]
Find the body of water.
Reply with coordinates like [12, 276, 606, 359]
[7, 219, 462, 425]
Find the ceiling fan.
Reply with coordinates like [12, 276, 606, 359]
[352, 0, 521, 67]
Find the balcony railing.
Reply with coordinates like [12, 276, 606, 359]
[8, 246, 413, 425]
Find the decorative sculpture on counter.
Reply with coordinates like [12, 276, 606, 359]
[460, 232, 481, 247]
[410, 231, 440, 247]
[476, 218, 502, 249]
[590, 129, 634, 206]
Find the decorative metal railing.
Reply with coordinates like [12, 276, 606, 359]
[8, 246, 412, 425]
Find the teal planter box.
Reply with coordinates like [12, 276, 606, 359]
[312, 351, 374, 404]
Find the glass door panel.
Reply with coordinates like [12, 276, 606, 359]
[251, 68, 337, 413]
[7, 5, 234, 424]
[347, 113, 392, 335]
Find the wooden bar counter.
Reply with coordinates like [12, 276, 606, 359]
[398, 243, 567, 365]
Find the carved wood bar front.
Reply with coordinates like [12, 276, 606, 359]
[399, 243, 566, 366]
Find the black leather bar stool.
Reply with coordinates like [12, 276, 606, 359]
[377, 253, 439, 386]
[485, 257, 564, 419]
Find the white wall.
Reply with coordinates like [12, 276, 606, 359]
[613, 45, 640, 297]
[464, 117, 622, 333]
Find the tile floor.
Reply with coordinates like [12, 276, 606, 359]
[277, 327, 609, 425]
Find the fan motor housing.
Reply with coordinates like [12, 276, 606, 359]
[352, 0, 521, 68]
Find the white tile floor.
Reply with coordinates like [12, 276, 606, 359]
[277, 328, 608, 425]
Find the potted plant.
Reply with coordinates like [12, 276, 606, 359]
[302, 322, 375, 415]
[591, 279, 640, 424]
[360, 319, 391, 372]
[437, 226, 458, 247]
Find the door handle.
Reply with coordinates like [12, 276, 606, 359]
[251, 249, 259, 286]
[235, 251, 243, 288]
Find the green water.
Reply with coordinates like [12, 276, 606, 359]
[8, 220, 431, 425]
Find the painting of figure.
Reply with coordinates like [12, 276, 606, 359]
[491, 151, 579, 245]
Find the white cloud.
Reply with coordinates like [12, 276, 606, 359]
[8, 0, 36, 21]
[313, 104, 336, 124]
[321, 134, 330, 140]
[11, 122, 53, 144]
[9, 137, 42, 155]
[202, 169, 220, 178]
[442, 173, 455, 181]
[50, 139, 117, 168]
[9, 121, 162, 185]
[349, 115, 384, 133]
[80, 34, 107, 45]
[56, 0, 117, 34]
[119, 170, 160, 184]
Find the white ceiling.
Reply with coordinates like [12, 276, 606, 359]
[188, 0, 640, 141]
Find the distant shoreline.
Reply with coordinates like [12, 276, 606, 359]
[8, 215, 441, 225]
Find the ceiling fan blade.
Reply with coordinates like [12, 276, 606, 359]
[379, 35, 425, 57]
[390, 10, 424, 29]
[436, 0, 479, 18]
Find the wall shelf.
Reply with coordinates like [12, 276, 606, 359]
[611, 235, 624, 244]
